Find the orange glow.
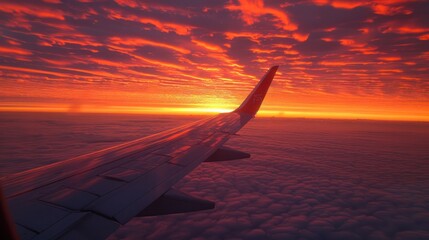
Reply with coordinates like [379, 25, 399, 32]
[2, 96, 428, 122]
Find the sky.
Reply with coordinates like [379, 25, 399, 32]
[1, 0, 429, 121]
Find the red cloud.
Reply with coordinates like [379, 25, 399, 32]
[0, 65, 70, 77]
[382, 25, 429, 34]
[225, 0, 297, 31]
[292, 33, 309, 42]
[106, 8, 194, 35]
[378, 56, 402, 61]
[0, 46, 32, 56]
[114, 0, 139, 8]
[192, 39, 225, 52]
[108, 37, 190, 54]
[372, 4, 412, 15]
[419, 34, 429, 40]
[0, 2, 65, 20]
[311, 0, 416, 15]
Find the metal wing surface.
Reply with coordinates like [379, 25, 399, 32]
[1, 66, 279, 240]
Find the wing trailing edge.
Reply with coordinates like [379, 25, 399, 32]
[234, 66, 279, 116]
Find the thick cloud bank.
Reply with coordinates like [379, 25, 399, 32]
[1, 113, 428, 239]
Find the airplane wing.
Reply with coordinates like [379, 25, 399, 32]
[1, 66, 279, 240]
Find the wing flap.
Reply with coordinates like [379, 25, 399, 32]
[88, 163, 182, 223]
[10, 201, 69, 233]
[73, 177, 124, 196]
[55, 214, 120, 240]
[40, 188, 98, 210]
[205, 147, 250, 162]
[137, 188, 214, 216]
[121, 154, 171, 171]
[99, 168, 142, 182]
[32, 212, 88, 240]
[169, 144, 212, 166]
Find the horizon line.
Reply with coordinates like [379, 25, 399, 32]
[1, 106, 428, 123]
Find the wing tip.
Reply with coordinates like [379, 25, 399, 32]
[234, 66, 279, 116]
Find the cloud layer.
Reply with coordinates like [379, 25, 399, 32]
[1, 113, 428, 239]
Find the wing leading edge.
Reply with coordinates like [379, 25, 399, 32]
[1, 66, 279, 240]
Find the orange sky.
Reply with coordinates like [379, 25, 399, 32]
[1, 0, 428, 121]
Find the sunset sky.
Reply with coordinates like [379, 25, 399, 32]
[1, 0, 428, 121]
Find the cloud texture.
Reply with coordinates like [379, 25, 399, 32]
[0, 0, 428, 119]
